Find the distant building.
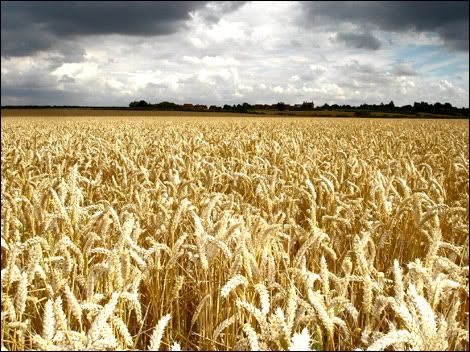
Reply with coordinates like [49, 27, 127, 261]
[302, 101, 314, 109]
[183, 103, 194, 110]
[194, 104, 208, 111]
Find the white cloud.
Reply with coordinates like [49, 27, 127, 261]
[188, 37, 208, 49]
[183, 56, 201, 64]
[238, 83, 253, 92]
[2, 1, 468, 107]
[290, 75, 301, 82]
[433, 79, 465, 95]
[396, 76, 416, 95]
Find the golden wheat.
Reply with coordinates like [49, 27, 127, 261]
[1, 115, 468, 350]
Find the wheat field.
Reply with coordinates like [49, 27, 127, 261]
[1, 115, 468, 351]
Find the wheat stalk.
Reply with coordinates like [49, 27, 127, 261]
[148, 314, 171, 351]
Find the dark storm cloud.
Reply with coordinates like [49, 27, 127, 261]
[2, 1, 207, 37]
[301, 1, 469, 51]
[1, 1, 208, 57]
[199, 1, 248, 23]
[335, 32, 382, 50]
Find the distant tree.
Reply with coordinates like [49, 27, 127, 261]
[277, 102, 286, 111]
[155, 101, 177, 110]
[444, 102, 452, 114]
[209, 105, 221, 111]
[401, 105, 413, 113]
[233, 104, 248, 112]
[129, 100, 148, 108]
[433, 102, 443, 114]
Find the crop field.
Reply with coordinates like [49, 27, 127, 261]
[1, 114, 469, 351]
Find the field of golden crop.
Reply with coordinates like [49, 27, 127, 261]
[1, 114, 469, 351]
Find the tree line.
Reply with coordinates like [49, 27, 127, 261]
[2, 100, 468, 117]
[129, 99, 469, 116]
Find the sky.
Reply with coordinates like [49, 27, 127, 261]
[1, 1, 469, 107]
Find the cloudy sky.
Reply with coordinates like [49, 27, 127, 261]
[1, 1, 469, 107]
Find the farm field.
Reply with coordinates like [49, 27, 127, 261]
[2, 108, 466, 120]
[1, 109, 266, 119]
[1, 114, 469, 351]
